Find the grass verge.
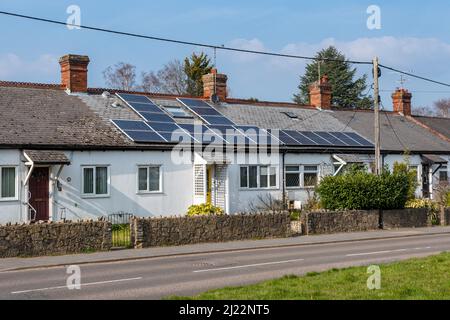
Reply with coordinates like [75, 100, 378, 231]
[170, 252, 450, 300]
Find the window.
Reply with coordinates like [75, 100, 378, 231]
[0, 167, 16, 200]
[164, 106, 193, 118]
[281, 111, 298, 119]
[138, 166, 161, 193]
[439, 165, 448, 183]
[240, 165, 277, 189]
[285, 165, 319, 188]
[82, 166, 109, 196]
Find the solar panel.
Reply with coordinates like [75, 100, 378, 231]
[202, 116, 235, 125]
[300, 131, 332, 146]
[234, 126, 282, 146]
[267, 129, 300, 145]
[314, 132, 347, 146]
[146, 121, 196, 143]
[128, 102, 163, 113]
[177, 98, 236, 126]
[283, 130, 317, 145]
[116, 93, 153, 104]
[178, 124, 227, 144]
[138, 112, 175, 123]
[328, 132, 360, 146]
[207, 125, 256, 146]
[111, 119, 167, 143]
[342, 132, 374, 147]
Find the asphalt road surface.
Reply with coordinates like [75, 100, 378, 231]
[1, 233, 450, 300]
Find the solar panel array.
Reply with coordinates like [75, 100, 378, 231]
[112, 93, 374, 148]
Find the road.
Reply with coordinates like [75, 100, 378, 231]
[1, 233, 450, 300]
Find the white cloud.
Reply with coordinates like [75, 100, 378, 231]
[0, 53, 58, 81]
[221, 36, 450, 102]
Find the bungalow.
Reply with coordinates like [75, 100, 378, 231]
[0, 54, 448, 224]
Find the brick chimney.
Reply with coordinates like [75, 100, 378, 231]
[309, 75, 332, 109]
[392, 88, 412, 116]
[202, 68, 228, 101]
[59, 54, 90, 93]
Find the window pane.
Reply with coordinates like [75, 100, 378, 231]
[304, 172, 318, 187]
[260, 166, 268, 188]
[240, 167, 248, 188]
[83, 168, 94, 194]
[1, 167, 15, 198]
[149, 167, 160, 191]
[95, 167, 108, 195]
[440, 170, 448, 182]
[286, 173, 300, 187]
[304, 165, 318, 172]
[138, 167, 148, 191]
[269, 167, 277, 187]
[286, 166, 299, 172]
[249, 166, 258, 188]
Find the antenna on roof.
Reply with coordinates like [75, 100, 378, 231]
[397, 74, 408, 89]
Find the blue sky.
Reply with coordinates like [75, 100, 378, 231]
[1, 0, 450, 110]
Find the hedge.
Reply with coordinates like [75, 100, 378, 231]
[316, 170, 410, 210]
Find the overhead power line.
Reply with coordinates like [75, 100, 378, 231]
[379, 64, 450, 88]
[0, 10, 372, 65]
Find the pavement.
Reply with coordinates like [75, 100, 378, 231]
[1, 226, 450, 273]
[1, 227, 450, 299]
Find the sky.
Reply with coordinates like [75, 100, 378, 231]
[1, 0, 450, 110]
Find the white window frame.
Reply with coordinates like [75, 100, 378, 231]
[0, 166, 18, 201]
[239, 165, 278, 190]
[285, 164, 319, 189]
[439, 165, 448, 183]
[81, 165, 110, 198]
[136, 165, 163, 194]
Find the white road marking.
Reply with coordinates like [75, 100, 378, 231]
[11, 277, 143, 295]
[193, 258, 304, 273]
[346, 246, 432, 257]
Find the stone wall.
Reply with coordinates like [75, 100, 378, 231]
[443, 207, 450, 226]
[382, 208, 431, 229]
[0, 220, 112, 258]
[131, 212, 291, 248]
[301, 210, 380, 235]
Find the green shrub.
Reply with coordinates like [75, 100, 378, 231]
[290, 211, 301, 221]
[187, 203, 224, 216]
[393, 161, 418, 200]
[316, 170, 410, 210]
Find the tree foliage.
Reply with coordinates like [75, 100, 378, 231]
[184, 52, 213, 97]
[293, 46, 372, 109]
[140, 59, 187, 95]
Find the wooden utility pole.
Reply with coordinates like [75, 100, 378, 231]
[373, 57, 381, 175]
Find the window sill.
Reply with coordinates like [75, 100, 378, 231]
[0, 198, 19, 202]
[81, 194, 110, 199]
[136, 191, 164, 195]
[286, 186, 316, 190]
[238, 187, 279, 191]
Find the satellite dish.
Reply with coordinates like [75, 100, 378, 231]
[210, 93, 220, 104]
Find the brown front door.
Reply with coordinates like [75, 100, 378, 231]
[29, 167, 50, 221]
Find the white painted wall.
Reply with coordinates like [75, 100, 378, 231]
[52, 150, 194, 221]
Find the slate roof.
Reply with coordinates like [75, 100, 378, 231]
[0, 86, 131, 149]
[0, 83, 448, 154]
[412, 116, 450, 139]
[330, 110, 450, 152]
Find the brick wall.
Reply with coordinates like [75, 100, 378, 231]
[0, 220, 112, 258]
[131, 212, 291, 248]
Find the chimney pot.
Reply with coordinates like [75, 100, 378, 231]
[309, 75, 332, 109]
[202, 69, 227, 101]
[392, 88, 412, 116]
[59, 54, 90, 93]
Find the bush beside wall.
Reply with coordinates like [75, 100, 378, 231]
[131, 212, 291, 248]
[0, 220, 112, 258]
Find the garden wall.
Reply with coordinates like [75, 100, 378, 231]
[0, 220, 112, 258]
[301, 210, 380, 235]
[301, 208, 432, 235]
[382, 208, 431, 229]
[130, 212, 291, 248]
